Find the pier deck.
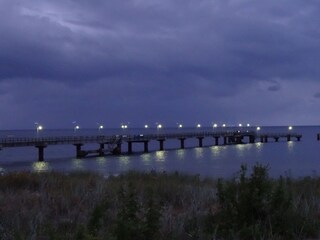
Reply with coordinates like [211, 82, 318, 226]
[0, 131, 302, 161]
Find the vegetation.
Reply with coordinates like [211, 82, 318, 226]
[0, 164, 319, 239]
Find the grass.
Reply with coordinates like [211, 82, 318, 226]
[0, 165, 319, 239]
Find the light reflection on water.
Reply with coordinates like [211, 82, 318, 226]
[155, 151, 166, 162]
[210, 146, 221, 158]
[176, 149, 185, 160]
[255, 142, 263, 150]
[141, 153, 152, 165]
[195, 147, 204, 158]
[154, 151, 167, 172]
[96, 157, 107, 166]
[32, 161, 50, 172]
[1, 126, 320, 178]
[119, 155, 130, 167]
[234, 144, 248, 157]
[287, 141, 294, 153]
[72, 158, 85, 170]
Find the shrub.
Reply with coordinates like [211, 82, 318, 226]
[210, 163, 320, 239]
[0, 167, 319, 239]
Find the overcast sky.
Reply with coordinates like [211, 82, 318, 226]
[1, 0, 320, 129]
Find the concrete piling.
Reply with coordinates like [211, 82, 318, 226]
[197, 137, 204, 147]
[158, 139, 165, 151]
[36, 145, 47, 162]
[179, 138, 185, 149]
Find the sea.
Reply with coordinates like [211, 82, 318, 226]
[0, 126, 319, 179]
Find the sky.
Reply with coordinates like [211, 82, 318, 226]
[1, 0, 320, 129]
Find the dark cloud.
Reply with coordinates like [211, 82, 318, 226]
[1, 0, 320, 128]
[314, 92, 320, 98]
[268, 84, 281, 92]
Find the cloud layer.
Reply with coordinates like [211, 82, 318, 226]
[1, 0, 320, 129]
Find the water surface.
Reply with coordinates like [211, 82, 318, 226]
[0, 126, 319, 178]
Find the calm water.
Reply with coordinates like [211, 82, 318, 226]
[0, 126, 320, 178]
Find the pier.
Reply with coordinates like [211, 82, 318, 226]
[0, 131, 302, 161]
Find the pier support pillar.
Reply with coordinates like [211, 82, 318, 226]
[197, 137, 204, 147]
[128, 141, 133, 154]
[36, 145, 47, 162]
[317, 134, 320, 141]
[260, 136, 264, 143]
[297, 136, 301, 141]
[112, 143, 122, 155]
[116, 143, 122, 154]
[223, 137, 227, 145]
[230, 136, 237, 144]
[235, 136, 243, 144]
[158, 139, 165, 151]
[264, 136, 268, 143]
[214, 137, 219, 146]
[249, 136, 255, 144]
[144, 141, 149, 153]
[179, 138, 185, 149]
[274, 137, 279, 142]
[287, 135, 291, 142]
[74, 144, 84, 158]
[99, 143, 105, 156]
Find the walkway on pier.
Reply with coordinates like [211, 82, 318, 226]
[0, 131, 302, 161]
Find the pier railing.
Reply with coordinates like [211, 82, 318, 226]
[0, 135, 121, 147]
[0, 131, 302, 161]
[0, 131, 303, 148]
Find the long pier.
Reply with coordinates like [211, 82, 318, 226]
[0, 131, 302, 161]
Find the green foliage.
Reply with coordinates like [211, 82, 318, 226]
[115, 183, 143, 240]
[212, 163, 320, 239]
[0, 168, 319, 239]
[87, 198, 109, 235]
[0, 172, 41, 191]
[114, 183, 163, 240]
[142, 187, 162, 240]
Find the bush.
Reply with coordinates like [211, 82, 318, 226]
[0, 167, 319, 239]
[210, 163, 320, 239]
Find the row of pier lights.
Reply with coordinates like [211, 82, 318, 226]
[33, 122, 295, 134]
[6, 123, 296, 162]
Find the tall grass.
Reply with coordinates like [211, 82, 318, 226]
[0, 165, 319, 239]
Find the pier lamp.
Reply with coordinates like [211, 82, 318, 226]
[157, 124, 162, 129]
[178, 124, 183, 128]
[197, 124, 201, 128]
[36, 125, 43, 135]
[288, 126, 293, 131]
[247, 124, 250, 127]
[144, 124, 149, 129]
[121, 124, 128, 129]
[238, 123, 242, 127]
[213, 123, 218, 128]
[72, 121, 79, 133]
[256, 126, 261, 131]
[222, 124, 226, 127]
[99, 125, 104, 131]
[73, 125, 80, 135]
